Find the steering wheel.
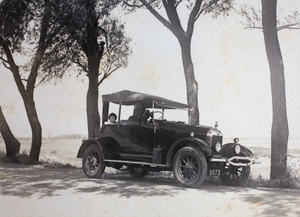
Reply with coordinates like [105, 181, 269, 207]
[154, 111, 163, 120]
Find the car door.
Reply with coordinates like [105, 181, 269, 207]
[121, 122, 155, 162]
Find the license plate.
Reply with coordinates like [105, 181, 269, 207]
[208, 169, 221, 176]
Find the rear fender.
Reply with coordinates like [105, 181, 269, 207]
[77, 139, 106, 158]
[165, 137, 211, 168]
[221, 143, 254, 158]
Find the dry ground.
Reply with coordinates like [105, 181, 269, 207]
[1, 137, 300, 217]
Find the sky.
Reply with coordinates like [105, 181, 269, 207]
[0, 0, 300, 146]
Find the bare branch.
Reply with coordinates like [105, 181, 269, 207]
[0, 56, 8, 63]
[244, 26, 263, 31]
[240, 5, 300, 32]
[139, 0, 173, 32]
[70, 58, 88, 73]
[162, 0, 183, 30]
[2, 61, 11, 70]
[123, 0, 143, 8]
[198, 0, 217, 16]
[277, 22, 300, 31]
[0, 36, 26, 94]
[98, 67, 119, 86]
[175, 0, 183, 8]
[187, 0, 203, 35]
[99, 26, 108, 49]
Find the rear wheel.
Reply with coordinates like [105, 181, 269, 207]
[128, 166, 148, 178]
[82, 144, 105, 178]
[220, 165, 250, 186]
[173, 146, 207, 188]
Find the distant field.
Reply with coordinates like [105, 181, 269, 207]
[1, 136, 300, 179]
[0, 137, 83, 168]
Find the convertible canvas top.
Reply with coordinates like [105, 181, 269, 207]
[102, 90, 189, 109]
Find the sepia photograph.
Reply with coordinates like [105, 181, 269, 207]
[1, 0, 300, 216]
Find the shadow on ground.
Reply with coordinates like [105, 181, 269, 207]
[0, 161, 240, 199]
[0, 162, 187, 199]
[1, 162, 300, 217]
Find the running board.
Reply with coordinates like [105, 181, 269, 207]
[104, 159, 166, 168]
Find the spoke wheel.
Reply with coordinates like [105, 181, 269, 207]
[128, 166, 148, 178]
[220, 165, 250, 186]
[173, 146, 207, 188]
[82, 144, 105, 178]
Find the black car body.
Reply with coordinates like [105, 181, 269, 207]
[77, 90, 260, 187]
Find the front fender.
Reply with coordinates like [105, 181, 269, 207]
[77, 138, 105, 158]
[221, 143, 254, 158]
[165, 137, 212, 167]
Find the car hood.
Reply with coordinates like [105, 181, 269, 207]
[156, 120, 212, 136]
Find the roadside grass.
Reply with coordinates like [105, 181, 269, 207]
[0, 150, 6, 160]
[0, 150, 77, 169]
[245, 167, 300, 189]
[0, 150, 5, 157]
[0, 150, 18, 163]
[39, 157, 78, 169]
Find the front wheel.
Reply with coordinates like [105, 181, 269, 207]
[220, 165, 250, 186]
[173, 146, 207, 188]
[82, 144, 105, 178]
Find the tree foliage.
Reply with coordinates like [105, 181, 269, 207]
[45, 0, 131, 85]
[1, 0, 131, 145]
[0, 0, 73, 162]
[0, 0, 32, 51]
[55, 0, 131, 138]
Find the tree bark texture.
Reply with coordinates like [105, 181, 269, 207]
[85, 0, 101, 138]
[262, 0, 289, 180]
[86, 62, 100, 138]
[25, 95, 42, 162]
[179, 37, 200, 125]
[0, 106, 20, 158]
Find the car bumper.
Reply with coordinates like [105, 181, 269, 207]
[209, 156, 261, 167]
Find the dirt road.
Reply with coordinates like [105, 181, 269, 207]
[1, 163, 300, 217]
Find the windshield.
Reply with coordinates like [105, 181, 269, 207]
[151, 108, 188, 123]
[103, 102, 188, 125]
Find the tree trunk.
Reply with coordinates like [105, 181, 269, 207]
[179, 37, 200, 125]
[143, 0, 201, 126]
[85, 0, 101, 138]
[24, 95, 42, 162]
[262, 0, 289, 180]
[0, 106, 20, 159]
[86, 61, 100, 138]
[0, 36, 42, 162]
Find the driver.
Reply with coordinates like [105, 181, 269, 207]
[128, 103, 144, 122]
[141, 109, 152, 124]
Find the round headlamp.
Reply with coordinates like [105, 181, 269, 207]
[215, 142, 222, 152]
[235, 144, 241, 154]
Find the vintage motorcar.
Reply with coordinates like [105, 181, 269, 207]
[77, 90, 260, 188]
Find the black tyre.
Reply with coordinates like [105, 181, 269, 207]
[172, 146, 207, 188]
[220, 165, 250, 186]
[128, 166, 148, 178]
[82, 144, 105, 178]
